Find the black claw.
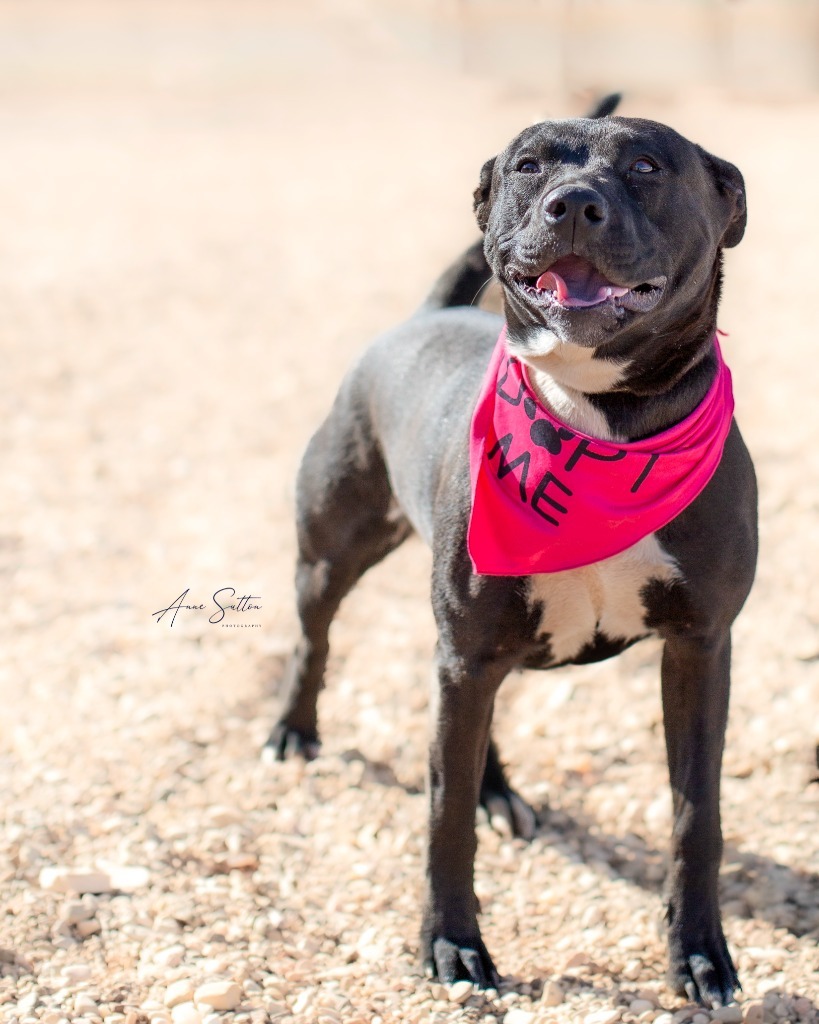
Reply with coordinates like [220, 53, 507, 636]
[478, 786, 537, 840]
[669, 943, 739, 1008]
[426, 935, 499, 989]
[461, 952, 484, 987]
[264, 722, 320, 761]
[690, 953, 720, 1006]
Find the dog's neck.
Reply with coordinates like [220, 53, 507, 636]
[511, 325, 720, 443]
[515, 330, 628, 441]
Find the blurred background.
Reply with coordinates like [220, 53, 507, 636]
[3, 0, 819, 95]
[1, 0, 812, 707]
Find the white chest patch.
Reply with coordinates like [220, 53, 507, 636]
[510, 328, 631, 440]
[527, 533, 681, 664]
[525, 365, 614, 438]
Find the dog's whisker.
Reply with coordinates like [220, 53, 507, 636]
[470, 276, 496, 308]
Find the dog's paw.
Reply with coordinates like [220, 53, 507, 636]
[262, 722, 320, 762]
[667, 936, 739, 1008]
[423, 933, 500, 989]
[479, 787, 537, 840]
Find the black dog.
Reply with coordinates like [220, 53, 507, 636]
[268, 98, 757, 1008]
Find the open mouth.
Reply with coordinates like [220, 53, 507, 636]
[513, 255, 666, 313]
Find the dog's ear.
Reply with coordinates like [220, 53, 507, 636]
[699, 147, 747, 249]
[473, 156, 497, 233]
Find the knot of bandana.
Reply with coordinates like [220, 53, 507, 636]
[467, 328, 735, 575]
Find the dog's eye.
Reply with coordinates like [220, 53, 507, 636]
[517, 160, 541, 174]
[630, 157, 658, 173]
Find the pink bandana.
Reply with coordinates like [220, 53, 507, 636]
[467, 328, 734, 575]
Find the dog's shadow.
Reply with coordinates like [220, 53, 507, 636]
[338, 747, 423, 794]
[257, 658, 819, 940]
[487, 798, 819, 1018]
[525, 796, 819, 936]
[256, 661, 819, 1015]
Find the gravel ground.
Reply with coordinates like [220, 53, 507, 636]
[1, 5, 818, 1024]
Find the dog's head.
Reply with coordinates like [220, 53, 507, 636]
[474, 115, 746, 377]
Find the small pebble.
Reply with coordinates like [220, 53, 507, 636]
[222, 853, 259, 870]
[74, 994, 99, 1015]
[541, 981, 564, 1006]
[634, 989, 661, 1008]
[155, 946, 186, 969]
[629, 1000, 655, 1015]
[39, 868, 114, 895]
[16, 991, 39, 1015]
[742, 1006, 763, 1024]
[622, 959, 643, 981]
[711, 1007, 742, 1024]
[504, 1010, 535, 1024]
[164, 981, 196, 1009]
[291, 990, 314, 1014]
[653, 1015, 674, 1024]
[60, 902, 96, 926]
[206, 806, 244, 827]
[75, 919, 101, 938]
[106, 866, 150, 891]
[584, 1009, 621, 1024]
[447, 981, 473, 1004]
[194, 981, 242, 1011]
[61, 964, 93, 983]
[171, 1003, 202, 1024]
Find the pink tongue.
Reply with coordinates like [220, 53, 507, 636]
[535, 269, 629, 308]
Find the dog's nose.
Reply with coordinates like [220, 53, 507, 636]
[543, 185, 608, 228]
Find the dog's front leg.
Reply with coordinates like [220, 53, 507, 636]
[661, 630, 739, 1008]
[421, 649, 503, 989]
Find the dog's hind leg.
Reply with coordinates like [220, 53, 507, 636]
[265, 404, 413, 761]
[479, 738, 537, 840]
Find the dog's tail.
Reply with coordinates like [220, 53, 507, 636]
[584, 92, 621, 118]
[420, 93, 621, 313]
[420, 238, 493, 312]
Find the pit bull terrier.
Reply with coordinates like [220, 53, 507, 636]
[267, 97, 757, 1008]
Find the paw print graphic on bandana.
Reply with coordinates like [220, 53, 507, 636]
[529, 418, 575, 455]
